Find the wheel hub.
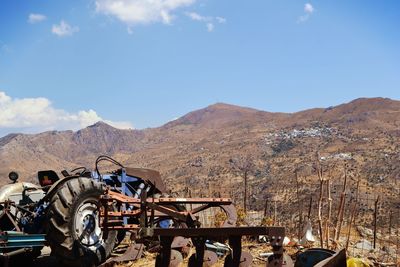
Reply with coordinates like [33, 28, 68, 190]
[83, 214, 96, 233]
[74, 202, 102, 246]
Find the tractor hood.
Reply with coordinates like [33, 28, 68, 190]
[0, 182, 44, 203]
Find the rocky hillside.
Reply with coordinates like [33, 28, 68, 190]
[0, 98, 399, 212]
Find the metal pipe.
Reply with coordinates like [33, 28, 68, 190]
[0, 247, 33, 257]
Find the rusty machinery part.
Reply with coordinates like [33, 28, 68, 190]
[99, 189, 285, 266]
[99, 189, 235, 233]
[153, 227, 285, 267]
[98, 243, 145, 267]
[0, 201, 20, 232]
[222, 238, 252, 267]
[203, 251, 219, 267]
[188, 250, 219, 267]
[154, 248, 184, 267]
[169, 249, 184, 267]
[171, 236, 192, 257]
[220, 204, 237, 227]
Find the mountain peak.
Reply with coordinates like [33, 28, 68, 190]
[87, 121, 115, 129]
[164, 103, 268, 128]
[207, 102, 237, 109]
[206, 102, 260, 112]
[331, 97, 400, 113]
[347, 97, 397, 107]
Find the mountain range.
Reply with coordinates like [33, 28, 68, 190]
[1, 97, 399, 211]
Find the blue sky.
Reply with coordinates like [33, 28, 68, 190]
[0, 0, 399, 136]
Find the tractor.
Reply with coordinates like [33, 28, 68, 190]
[0, 156, 173, 266]
[1, 156, 262, 267]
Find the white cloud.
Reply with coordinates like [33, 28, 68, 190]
[185, 12, 225, 32]
[0, 91, 133, 134]
[206, 22, 214, 32]
[28, 13, 47, 24]
[186, 12, 210, 22]
[52, 20, 79, 37]
[95, 0, 196, 26]
[297, 3, 315, 23]
[304, 3, 314, 14]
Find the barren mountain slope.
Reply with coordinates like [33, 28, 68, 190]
[1, 97, 399, 210]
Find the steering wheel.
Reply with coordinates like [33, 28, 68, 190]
[70, 167, 88, 176]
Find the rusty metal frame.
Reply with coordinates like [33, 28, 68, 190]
[0, 201, 21, 232]
[99, 189, 234, 230]
[99, 189, 285, 266]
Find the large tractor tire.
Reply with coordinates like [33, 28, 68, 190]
[45, 177, 117, 267]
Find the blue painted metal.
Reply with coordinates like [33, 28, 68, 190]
[92, 169, 140, 198]
[0, 231, 46, 250]
[93, 168, 142, 225]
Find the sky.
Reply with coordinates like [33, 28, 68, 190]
[0, 0, 399, 137]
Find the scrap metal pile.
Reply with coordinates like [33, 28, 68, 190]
[0, 156, 346, 267]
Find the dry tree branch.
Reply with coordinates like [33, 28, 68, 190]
[345, 178, 360, 251]
[295, 169, 303, 240]
[334, 165, 348, 241]
[229, 155, 255, 214]
[316, 152, 325, 248]
[325, 169, 332, 248]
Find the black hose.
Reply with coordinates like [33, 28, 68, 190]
[95, 155, 125, 178]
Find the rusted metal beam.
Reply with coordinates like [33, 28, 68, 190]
[101, 225, 139, 230]
[152, 226, 284, 239]
[102, 190, 232, 205]
[146, 202, 189, 222]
